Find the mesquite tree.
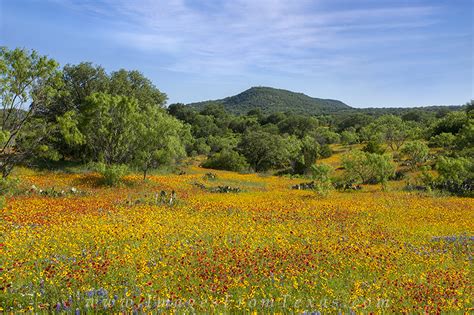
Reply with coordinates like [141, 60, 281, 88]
[0, 47, 62, 177]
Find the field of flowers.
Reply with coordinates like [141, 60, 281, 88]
[1, 165, 473, 313]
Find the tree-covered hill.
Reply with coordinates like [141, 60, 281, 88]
[187, 86, 352, 115]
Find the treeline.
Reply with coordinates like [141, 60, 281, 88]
[0, 47, 189, 183]
[1, 47, 473, 195]
[168, 99, 473, 195]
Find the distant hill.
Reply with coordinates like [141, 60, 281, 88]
[187, 86, 352, 115]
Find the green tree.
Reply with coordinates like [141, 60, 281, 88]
[340, 129, 359, 145]
[201, 149, 249, 172]
[310, 163, 333, 195]
[109, 69, 167, 109]
[299, 135, 321, 174]
[37, 62, 109, 119]
[277, 114, 319, 138]
[81, 92, 140, 164]
[401, 141, 429, 169]
[432, 111, 467, 135]
[238, 130, 300, 172]
[362, 139, 386, 154]
[207, 134, 240, 153]
[455, 114, 473, 157]
[363, 115, 413, 151]
[429, 132, 456, 150]
[134, 107, 188, 179]
[436, 156, 473, 185]
[0, 47, 62, 177]
[342, 151, 395, 189]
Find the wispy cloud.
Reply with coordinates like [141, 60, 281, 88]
[53, 0, 440, 76]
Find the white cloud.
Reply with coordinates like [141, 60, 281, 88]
[53, 0, 440, 76]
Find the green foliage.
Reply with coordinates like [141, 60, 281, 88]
[319, 144, 332, 158]
[238, 130, 300, 172]
[0, 129, 9, 146]
[37, 62, 109, 118]
[276, 115, 319, 138]
[436, 157, 473, 185]
[416, 156, 474, 196]
[108, 69, 167, 109]
[432, 111, 467, 135]
[207, 134, 240, 153]
[56, 111, 85, 146]
[1, 46, 472, 188]
[300, 164, 333, 196]
[191, 138, 211, 156]
[201, 150, 249, 172]
[401, 140, 429, 169]
[134, 107, 188, 179]
[419, 165, 435, 187]
[340, 130, 359, 145]
[0, 47, 62, 177]
[311, 163, 333, 182]
[342, 151, 395, 189]
[455, 118, 473, 156]
[81, 92, 140, 164]
[336, 113, 374, 132]
[37, 64, 167, 160]
[313, 127, 340, 144]
[362, 139, 385, 154]
[188, 86, 350, 115]
[362, 115, 414, 151]
[299, 136, 321, 174]
[95, 162, 129, 186]
[0, 176, 20, 195]
[429, 132, 455, 149]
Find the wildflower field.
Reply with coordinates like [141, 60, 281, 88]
[1, 165, 473, 313]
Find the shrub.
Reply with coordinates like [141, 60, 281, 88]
[340, 130, 359, 145]
[342, 151, 395, 190]
[401, 140, 429, 169]
[201, 150, 249, 172]
[311, 164, 332, 183]
[319, 144, 332, 159]
[436, 156, 473, 185]
[362, 139, 385, 154]
[95, 163, 129, 186]
[310, 164, 333, 196]
[429, 132, 455, 149]
[415, 158, 473, 196]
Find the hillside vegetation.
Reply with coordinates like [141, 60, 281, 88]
[188, 86, 351, 115]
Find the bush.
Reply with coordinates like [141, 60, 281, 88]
[414, 158, 473, 196]
[340, 130, 359, 145]
[192, 138, 211, 155]
[362, 139, 385, 154]
[319, 144, 332, 159]
[311, 164, 332, 182]
[429, 132, 455, 149]
[401, 140, 429, 169]
[201, 150, 249, 172]
[342, 151, 395, 189]
[95, 163, 129, 186]
[310, 164, 333, 196]
[436, 156, 473, 185]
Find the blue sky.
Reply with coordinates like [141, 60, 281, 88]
[1, 0, 472, 107]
